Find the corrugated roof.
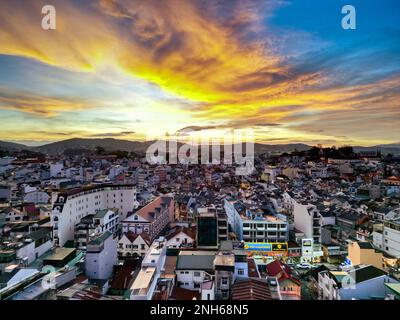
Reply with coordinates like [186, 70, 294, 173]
[176, 251, 216, 270]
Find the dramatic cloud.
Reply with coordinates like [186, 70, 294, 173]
[0, 0, 399, 145]
[0, 87, 93, 116]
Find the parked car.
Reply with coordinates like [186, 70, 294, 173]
[296, 263, 313, 269]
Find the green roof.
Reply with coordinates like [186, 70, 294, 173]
[27, 228, 51, 241]
[94, 209, 109, 219]
[88, 231, 112, 246]
[385, 283, 400, 296]
[176, 251, 217, 270]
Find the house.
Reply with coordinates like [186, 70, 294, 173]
[265, 260, 301, 300]
[231, 278, 281, 300]
[85, 232, 118, 280]
[93, 208, 120, 237]
[169, 286, 200, 300]
[165, 226, 196, 248]
[4, 208, 25, 223]
[118, 232, 150, 257]
[318, 264, 398, 300]
[347, 240, 384, 270]
[129, 238, 167, 300]
[122, 196, 174, 241]
[175, 250, 217, 290]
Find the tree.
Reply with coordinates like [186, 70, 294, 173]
[95, 146, 105, 155]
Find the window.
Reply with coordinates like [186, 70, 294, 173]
[221, 278, 228, 285]
[237, 269, 245, 276]
[194, 272, 201, 277]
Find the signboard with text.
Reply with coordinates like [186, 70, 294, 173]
[244, 242, 288, 256]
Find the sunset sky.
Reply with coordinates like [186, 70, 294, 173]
[0, 0, 399, 146]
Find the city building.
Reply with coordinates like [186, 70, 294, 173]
[85, 232, 118, 280]
[51, 185, 137, 246]
[121, 196, 174, 241]
[129, 238, 167, 300]
[318, 265, 398, 300]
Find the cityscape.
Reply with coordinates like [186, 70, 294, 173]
[0, 0, 400, 306]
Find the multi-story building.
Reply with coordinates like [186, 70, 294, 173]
[293, 201, 323, 261]
[214, 252, 235, 300]
[175, 250, 216, 290]
[373, 211, 400, 258]
[347, 240, 383, 269]
[51, 184, 137, 246]
[85, 231, 118, 280]
[118, 232, 150, 258]
[224, 199, 288, 243]
[74, 215, 95, 251]
[318, 265, 398, 300]
[242, 211, 288, 243]
[196, 207, 228, 249]
[93, 208, 120, 237]
[121, 196, 174, 241]
[129, 237, 167, 300]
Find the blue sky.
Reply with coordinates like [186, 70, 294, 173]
[0, 0, 399, 146]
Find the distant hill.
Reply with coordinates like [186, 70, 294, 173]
[0, 138, 399, 156]
[353, 145, 400, 155]
[254, 143, 311, 153]
[35, 138, 154, 154]
[35, 139, 310, 155]
[0, 140, 33, 151]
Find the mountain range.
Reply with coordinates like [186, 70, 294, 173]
[0, 138, 399, 155]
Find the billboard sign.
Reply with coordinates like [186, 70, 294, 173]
[244, 242, 288, 253]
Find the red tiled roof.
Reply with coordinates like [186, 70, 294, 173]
[109, 259, 138, 291]
[232, 279, 272, 300]
[265, 260, 300, 285]
[165, 226, 196, 241]
[247, 258, 260, 278]
[134, 196, 174, 222]
[170, 287, 200, 300]
[125, 231, 151, 246]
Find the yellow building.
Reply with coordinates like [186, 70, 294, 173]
[347, 241, 383, 270]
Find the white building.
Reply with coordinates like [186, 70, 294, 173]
[293, 201, 323, 261]
[51, 184, 137, 246]
[93, 208, 120, 237]
[121, 196, 174, 241]
[373, 211, 400, 258]
[130, 237, 167, 300]
[16, 228, 53, 265]
[318, 265, 398, 300]
[175, 251, 216, 291]
[50, 162, 64, 178]
[118, 232, 150, 257]
[4, 208, 24, 223]
[85, 231, 118, 280]
[165, 227, 196, 248]
[224, 199, 288, 242]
